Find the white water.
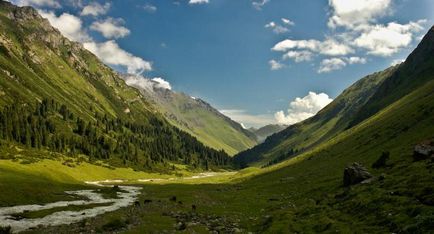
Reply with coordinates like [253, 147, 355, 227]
[136, 172, 222, 182]
[0, 185, 141, 233]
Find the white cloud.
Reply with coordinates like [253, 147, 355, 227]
[318, 58, 346, 73]
[189, 0, 209, 4]
[252, 0, 270, 10]
[220, 109, 274, 128]
[11, 0, 60, 8]
[265, 21, 290, 34]
[353, 21, 426, 56]
[143, 3, 157, 13]
[80, 2, 110, 16]
[152, 77, 172, 90]
[90, 18, 130, 39]
[39, 10, 91, 42]
[267, 0, 427, 72]
[282, 50, 313, 62]
[122, 75, 171, 95]
[346, 56, 367, 64]
[275, 92, 333, 125]
[268, 59, 285, 70]
[328, 0, 391, 29]
[38, 7, 153, 77]
[83, 40, 152, 74]
[281, 18, 295, 26]
[272, 38, 353, 56]
[317, 56, 366, 73]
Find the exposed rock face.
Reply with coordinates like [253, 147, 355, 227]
[413, 141, 434, 161]
[343, 162, 373, 187]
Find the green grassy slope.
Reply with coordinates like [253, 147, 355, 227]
[234, 66, 395, 167]
[234, 26, 434, 167]
[122, 78, 257, 156]
[122, 58, 434, 233]
[0, 1, 232, 171]
[1, 26, 433, 232]
[3, 77, 433, 233]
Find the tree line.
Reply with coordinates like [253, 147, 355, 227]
[0, 98, 232, 170]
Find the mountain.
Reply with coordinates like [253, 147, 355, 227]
[0, 1, 232, 171]
[120, 74, 257, 156]
[234, 26, 434, 167]
[248, 124, 287, 142]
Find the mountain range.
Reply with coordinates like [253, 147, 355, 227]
[120, 74, 258, 156]
[0, 1, 433, 232]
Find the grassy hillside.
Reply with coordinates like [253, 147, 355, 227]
[29, 76, 434, 233]
[234, 66, 395, 167]
[0, 1, 232, 171]
[125, 44, 434, 232]
[121, 78, 257, 156]
[234, 27, 434, 168]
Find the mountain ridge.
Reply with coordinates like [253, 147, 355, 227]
[234, 26, 434, 167]
[0, 1, 232, 171]
[120, 74, 257, 155]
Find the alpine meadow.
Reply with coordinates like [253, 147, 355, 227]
[0, 0, 433, 233]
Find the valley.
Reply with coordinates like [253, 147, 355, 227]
[0, 0, 433, 233]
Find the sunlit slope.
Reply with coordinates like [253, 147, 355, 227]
[0, 2, 232, 171]
[235, 26, 434, 167]
[0, 3, 153, 120]
[234, 67, 394, 167]
[235, 75, 434, 232]
[126, 84, 258, 156]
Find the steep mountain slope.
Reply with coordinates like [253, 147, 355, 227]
[235, 26, 434, 167]
[0, 1, 232, 171]
[248, 124, 287, 142]
[120, 75, 257, 156]
[234, 66, 396, 167]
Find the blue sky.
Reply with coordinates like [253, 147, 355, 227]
[10, 0, 434, 127]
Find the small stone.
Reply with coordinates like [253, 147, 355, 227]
[343, 162, 373, 186]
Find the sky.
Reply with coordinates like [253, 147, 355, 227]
[9, 0, 434, 128]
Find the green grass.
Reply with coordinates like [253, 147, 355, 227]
[2, 78, 433, 233]
[151, 91, 257, 155]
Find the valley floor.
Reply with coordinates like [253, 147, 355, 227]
[1, 141, 433, 234]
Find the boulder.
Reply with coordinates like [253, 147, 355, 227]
[413, 141, 434, 161]
[343, 162, 373, 186]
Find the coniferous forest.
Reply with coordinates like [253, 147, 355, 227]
[0, 98, 231, 170]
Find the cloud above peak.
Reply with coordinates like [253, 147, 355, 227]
[122, 75, 172, 92]
[39, 10, 91, 42]
[80, 2, 111, 16]
[38, 7, 153, 76]
[275, 92, 333, 125]
[83, 40, 152, 74]
[90, 18, 130, 39]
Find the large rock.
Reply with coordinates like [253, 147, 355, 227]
[413, 141, 434, 161]
[343, 163, 373, 186]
